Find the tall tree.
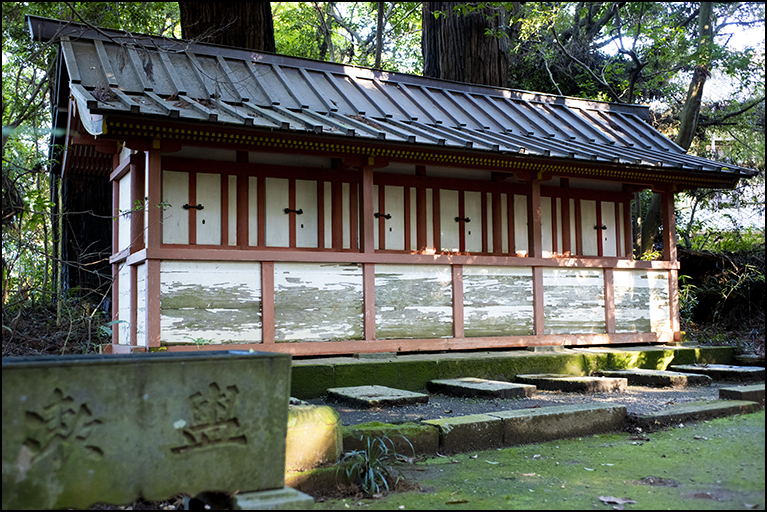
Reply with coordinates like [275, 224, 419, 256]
[422, 2, 509, 87]
[179, 2, 275, 52]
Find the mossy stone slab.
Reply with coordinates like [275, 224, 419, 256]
[427, 377, 536, 398]
[515, 374, 627, 393]
[668, 364, 765, 382]
[719, 384, 765, 406]
[629, 400, 761, 429]
[327, 385, 428, 408]
[342, 421, 439, 457]
[424, 414, 503, 453]
[2, 351, 291, 510]
[596, 369, 711, 388]
[487, 403, 627, 445]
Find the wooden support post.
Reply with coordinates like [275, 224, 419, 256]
[669, 268, 681, 341]
[363, 263, 376, 340]
[360, 166, 375, 253]
[130, 155, 145, 253]
[661, 191, 677, 262]
[532, 266, 544, 335]
[452, 265, 464, 338]
[604, 268, 615, 334]
[261, 262, 275, 344]
[145, 259, 161, 348]
[528, 179, 542, 258]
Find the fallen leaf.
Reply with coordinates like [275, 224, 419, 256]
[602, 463, 614, 466]
[584, 467, 595, 471]
[445, 500, 468, 505]
[533, 454, 542, 459]
[444, 409, 453, 413]
[436, 452, 448, 458]
[451, 459, 460, 463]
[522, 473, 536, 476]
[371, 493, 383, 499]
[486, 460, 500, 464]
[469, 454, 478, 459]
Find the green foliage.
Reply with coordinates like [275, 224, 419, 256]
[273, 2, 422, 74]
[338, 434, 414, 496]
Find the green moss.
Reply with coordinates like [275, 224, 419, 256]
[342, 421, 439, 457]
[291, 364, 335, 399]
[316, 411, 765, 510]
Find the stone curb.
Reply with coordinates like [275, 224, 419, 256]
[668, 364, 765, 382]
[515, 374, 628, 393]
[628, 400, 761, 430]
[719, 384, 765, 407]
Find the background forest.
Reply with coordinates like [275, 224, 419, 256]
[2, 2, 764, 357]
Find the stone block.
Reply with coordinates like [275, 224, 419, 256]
[669, 364, 765, 382]
[487, 403, 627, 445]
[629, 400, 761, 429]
[286, 406, 342, 472]
[515, 374, 627, 393]
[2, 351, 292, 510]
[596, 369, 711, 388]
[342, 422, 439, 457]
[424, 414, 503, 453]
[427, 377, 536, 399]
[233, 486, 314, 510]
[327, 385, 428, 408]
[719, 384, 765, 406]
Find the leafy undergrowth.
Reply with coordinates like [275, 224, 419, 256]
[316, 411, 766, 510]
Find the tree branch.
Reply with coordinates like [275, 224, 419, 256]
[551, 27, 624, 103]
[699, 97, 765, 127]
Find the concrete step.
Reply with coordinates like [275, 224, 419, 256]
[719, 383, 765, 406]
[668, 364, 765, 383]
[424, 403, 626, 453]
[515, 374, 627, 393]
[629, 399, 761, 430]
[427, 377, 536, 399]
[596, 368, 711, 388]
[326, 385, 429, 408]
[735, 354, 765, 368]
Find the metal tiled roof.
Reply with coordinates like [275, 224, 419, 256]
[29, 15, 757, 182]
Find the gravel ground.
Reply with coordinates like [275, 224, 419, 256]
[306, 382, 737, 426]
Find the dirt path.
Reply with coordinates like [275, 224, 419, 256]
[315, 410, 765, 510]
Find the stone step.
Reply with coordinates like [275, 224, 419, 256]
[629, 400, 761, 430]
[668, 364, 765, 382]
[326, 385, 428, 408]
[719, 383, 765, 406]
[595, 368, 711, 388]
[424, 403, 626, 453]
[427, 377, 536, 399]
[515, 374, 627, 393]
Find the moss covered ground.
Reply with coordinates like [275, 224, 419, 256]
[315, 410, 765, 510]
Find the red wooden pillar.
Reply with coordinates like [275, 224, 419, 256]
[528, 179, 544, 335]
[145, 149, 162, 349]
[661, 191, 681, 340]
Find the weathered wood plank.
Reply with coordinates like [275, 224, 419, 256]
[274, 262, 363, 342]
[543, 268, 605, 334]
[463, 266, 534, 336]
[375, 264, 453, 339]
[614, 269, 671, 333]
[160, 261, 262, 344]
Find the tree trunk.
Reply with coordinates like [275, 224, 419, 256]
[179, 2, 276, 52]
[422, 2, 509, 87]
[374, 2, 384, 68]
[640, 2, 714, 255]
